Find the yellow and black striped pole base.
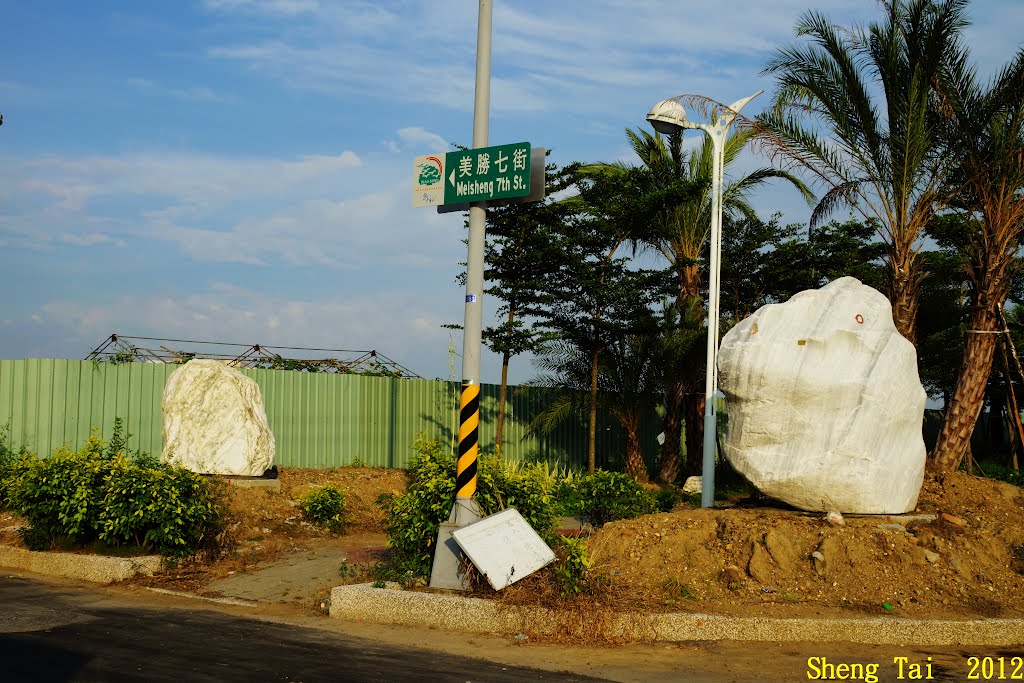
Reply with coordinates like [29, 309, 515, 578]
[428, 383, 483, 589]
[456, 383, 479, 499]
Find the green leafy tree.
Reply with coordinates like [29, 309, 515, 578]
[532, 329, 661, 481]
[527, 169, 674, 474]
[478, 160, 578, 451]
[718, 214, 803, 324]
[581, 127, 811, 481]
[916, 214, 977, 407]
[751, 217, 887, 310]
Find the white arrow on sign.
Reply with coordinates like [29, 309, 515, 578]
[449, 168, 455, 187]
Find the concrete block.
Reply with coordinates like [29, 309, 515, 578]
[0, 546, 161, 583]
[329, 583, 1024, 646]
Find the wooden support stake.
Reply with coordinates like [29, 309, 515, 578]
[998, 305, 1024, 472]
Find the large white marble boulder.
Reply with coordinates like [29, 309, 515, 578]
[161, 359, 275, 476]
[718, 277, 926, 514]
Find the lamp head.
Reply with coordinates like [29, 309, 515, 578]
[646, 98, 692, 135]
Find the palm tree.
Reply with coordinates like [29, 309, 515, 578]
[758, 0, 970, 343]
[531, 333, 661, 481]
[932, 48, 1024, 472]
[583, 126, 811, 482]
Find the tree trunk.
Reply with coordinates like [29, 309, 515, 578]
[656, 381, 685, 484]
[999, 305, 1024, 472]
[886, 250, 923, 344]
[675, 279, 704, 480]
[675, 261, 701, 314]
[494, 305, 518, 458]
[934, 305, 1000, 472]
[495, 350, 511, 458]
[683, 389, 705, 476]
[588, 347, 601, 474]
[623, 418, 648, 482]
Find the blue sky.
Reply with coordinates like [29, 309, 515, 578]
[1, 0, 1021, 383]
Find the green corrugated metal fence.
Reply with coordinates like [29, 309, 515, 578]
[0, 359, 661, 471]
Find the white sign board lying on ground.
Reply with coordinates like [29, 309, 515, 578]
[450, 507, 556, 591]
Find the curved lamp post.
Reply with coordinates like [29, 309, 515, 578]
[646, 90, 761, 508]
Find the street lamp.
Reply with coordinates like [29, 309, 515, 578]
[646, 90, 761, 508]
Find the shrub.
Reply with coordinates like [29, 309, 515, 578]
[0, 424, 33, 509]
[562, 470, 658, 527]
[4, 432, 229, 556]
[298, 485, 348, 532]
[974, 459, 1024, 488]
[6, 447, 113, 546]
[655, 487, 683, 513]
[377, 438, 562, 578]
[99, 460, 229, 554]
[554, 536, 591, 596]
[475, 457, 559, 543]
[377, 439, 457, 576]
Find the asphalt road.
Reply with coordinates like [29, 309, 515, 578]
[0, 577, 605, 683]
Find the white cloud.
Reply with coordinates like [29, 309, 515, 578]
[157, 192, 435, 268]
[393, 127, 450, 154]
[58, 232, 125, 247]
[197, 1, 875, 115]
[203, 0, 318, 16]
[16, 149, 361, 206]
[0, 145, 463, 270]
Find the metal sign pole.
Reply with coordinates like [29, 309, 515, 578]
[429, 0, 490, 589]
[455, 0, 490, 519]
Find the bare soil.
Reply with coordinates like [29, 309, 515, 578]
[4, 466, 1024, 624]
[574, 471, 1024, 620]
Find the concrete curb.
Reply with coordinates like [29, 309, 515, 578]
[329, 583, 1024, 646]
[146, 587, 258, 607]
[0, 546, 161, 583]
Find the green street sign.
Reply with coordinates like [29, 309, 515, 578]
[443, 142, 530, 205]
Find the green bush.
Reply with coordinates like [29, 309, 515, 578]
[4, 432, 229, 556]
[475, 458, 558, 541]
[0, 424, 33, 509]
[655, 487, 683, 513]
[554, 536, 591, 596]
[377, 438, 561, 578]
[377, 439, 457, 577]
[298, 485, 348, 532]
[973, 459, 1024, 488]
[562, 470, 658, 526]
[98, 460, 228, 554]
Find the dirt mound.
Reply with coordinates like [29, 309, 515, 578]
[229, 467, 408, 536]
[585, 472, 1024, 619]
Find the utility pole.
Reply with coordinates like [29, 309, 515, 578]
[428, 0, 491, 589]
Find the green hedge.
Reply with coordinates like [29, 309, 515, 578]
[3, 429, 230, 556]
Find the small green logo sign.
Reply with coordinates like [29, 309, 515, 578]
[417, 163, 441, 186]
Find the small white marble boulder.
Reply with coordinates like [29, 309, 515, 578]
[161, 359, 276, 476]
[718, 277, 926, 514]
